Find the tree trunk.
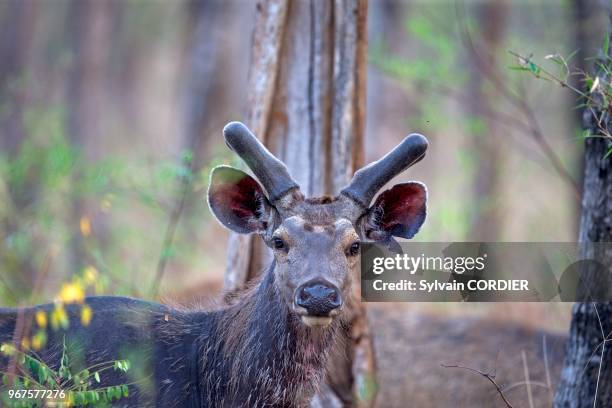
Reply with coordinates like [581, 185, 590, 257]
[553, 13, 612, 407]
[150, 0, 234, 296]
[466, 0, 507, 241]
[0, 0, 37, 298]
[66, 0, 114, 273]
[0, 0, 35, 154]
[224, 1, 374, 406]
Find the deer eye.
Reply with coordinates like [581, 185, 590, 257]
[347, 241, 361, 256]
[272, 237, 286, 251]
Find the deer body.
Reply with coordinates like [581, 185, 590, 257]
[0, 122, 429, 407]
[0, 268, 338, 407]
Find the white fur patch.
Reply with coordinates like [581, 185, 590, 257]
[301, 316, 333, 327]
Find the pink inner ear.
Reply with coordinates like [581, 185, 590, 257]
[373, 183, 426, 235]
[212, 175, 264, 227]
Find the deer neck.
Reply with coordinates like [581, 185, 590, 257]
[200, 264, 340, 406]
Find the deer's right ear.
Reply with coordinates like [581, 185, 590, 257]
[362, 182, 427, 241]
[207, 166, 272, 234]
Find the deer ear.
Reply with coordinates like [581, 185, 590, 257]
[363, 182, 427, 241]
[208, 166, 272, 234]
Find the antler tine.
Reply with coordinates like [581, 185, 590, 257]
[341, 134, 428, 208]
[223, 122, 299, 203]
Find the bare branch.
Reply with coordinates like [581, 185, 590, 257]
[440, 363, 514, 408]
[455, 6, 581, 197]
[522, 350, 535, 408]
[542, 335, 554, 404]
[592, 303, 606, 408]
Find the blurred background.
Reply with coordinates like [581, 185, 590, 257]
[0, 0, 608, 333]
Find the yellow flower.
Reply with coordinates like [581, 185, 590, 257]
[35, 310, 47, 328]
[20, 337, 30, 350]
[0, 343, 15, 356]
[59, 282, 85, 304]
[80, 304, 93, 326]
[83, 266, 98, 285]
[80, 216, 92, 237]
[65, 391, 74, 406]
[100, 198, 112, 212]
[51, 304, 69, 330]
[32, 331, 47, 350]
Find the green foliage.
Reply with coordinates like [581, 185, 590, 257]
[370, 4, 586, 241]
[0, 340, 132, 407]
[509, 33, 612, 158]
[0, 100, 230, 303]
[371, 10, 466, 97]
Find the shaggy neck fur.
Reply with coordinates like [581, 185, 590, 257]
[195, 264, 341, 407]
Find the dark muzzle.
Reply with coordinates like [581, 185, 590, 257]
[295, 280, 342, 316]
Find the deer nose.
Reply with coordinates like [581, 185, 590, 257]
[295, 280, 342, 316]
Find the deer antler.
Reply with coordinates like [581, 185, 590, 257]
[341, 134, 428, 208]
[223, 121, 299, 203]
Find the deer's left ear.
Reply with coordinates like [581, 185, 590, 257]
[363, 182, 427, 241]
[208, 165, 273, 234]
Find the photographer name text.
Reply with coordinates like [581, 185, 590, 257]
[371, 279, 529, 292]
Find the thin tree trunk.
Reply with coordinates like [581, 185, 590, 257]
[66, 0, 113, 272]
[570, 0, 592, 237]
[0, 0, 35, 154]
[554, 12, 612, 407]
[150, 0, 231, 296]
[466, 0, 507, 241]
[0, 0, 37, 297]
[224, 1, 374, 406]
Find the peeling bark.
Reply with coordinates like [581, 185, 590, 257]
[224, 1, 374, 406]
[554, 12, 612, 407]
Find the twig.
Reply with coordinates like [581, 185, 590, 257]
[508, 50, 597, 104]
[503, 380, 549, 393]
[521, 350, 534, 408]
[149, 119, 223, 298]
[542, 335, 554, 404]
[508, 51, 612, 144]
[455, 5, 581, 197]
[592, 303, 606, 408]
[149, 183, 190, 298]
[441, 363, 514, 408]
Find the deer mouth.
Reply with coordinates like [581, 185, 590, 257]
[293, 306, 341, 328]
[300, 315, 333, 328]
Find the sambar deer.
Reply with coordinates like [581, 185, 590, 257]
[0, 121, 428, 406]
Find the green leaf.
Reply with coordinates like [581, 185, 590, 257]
[38, 366, 47, 385]
[604, 147, 612, 160]
[603, 34, 610, 57]
[508, 65, 530, 72]
[45, 373, 57, 387]
[94, 371, 100, 383]
[121, 384, 129, 398]
[182, 150, 194, 164]
[88, 390, 98, 403]
[566, 48, 579, 62]
[74, 392, 84, 405]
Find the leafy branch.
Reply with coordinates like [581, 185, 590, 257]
[508, 49, 612, 160]
[1, 341, 133, 407]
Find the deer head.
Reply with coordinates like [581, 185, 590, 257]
[208, 122, 428, 328]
